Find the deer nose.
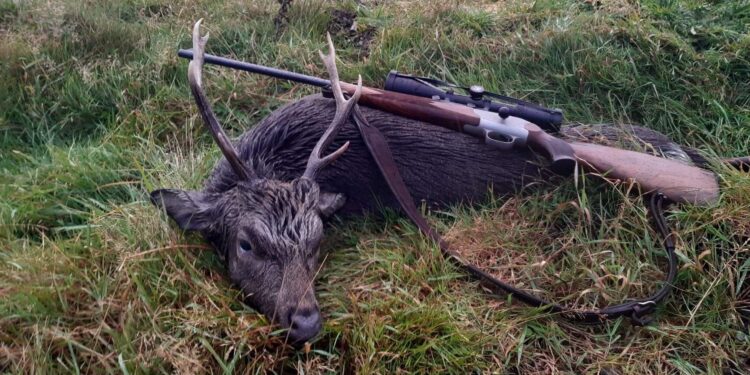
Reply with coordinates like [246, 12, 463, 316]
[287, 307, 321, 344]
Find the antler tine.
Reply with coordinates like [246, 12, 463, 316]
[303, 34, 362, 180]
[188, 20, 252, 181]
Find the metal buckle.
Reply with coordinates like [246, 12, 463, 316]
[630, 301, 657, 326]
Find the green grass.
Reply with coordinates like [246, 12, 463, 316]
[1, 0, 749, 373]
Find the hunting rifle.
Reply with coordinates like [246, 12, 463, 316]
[177, 48, 720, 206]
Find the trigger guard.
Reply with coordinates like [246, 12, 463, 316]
[485, 132, 514, 150]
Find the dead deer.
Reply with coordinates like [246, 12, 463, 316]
[150, 20, 707, 344]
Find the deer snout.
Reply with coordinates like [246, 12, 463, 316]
[289, 306, 321, 343]
[282, 304, 321, 345]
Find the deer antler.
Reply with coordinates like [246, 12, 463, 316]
[302, 33, 362, 180]
[188, 20, 252, 180]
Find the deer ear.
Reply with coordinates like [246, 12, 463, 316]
[318, 192, 346, 217]
[150, 189, 215, 231]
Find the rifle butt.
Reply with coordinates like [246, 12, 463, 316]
[570, 142, 720, 206]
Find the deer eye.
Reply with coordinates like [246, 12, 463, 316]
[238, 239, 268, 259]
[239, 240, 252, 253]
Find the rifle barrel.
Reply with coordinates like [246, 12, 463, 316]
[178, 49, 331, 88]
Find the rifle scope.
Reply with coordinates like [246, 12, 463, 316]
[384, 71, 563, 133]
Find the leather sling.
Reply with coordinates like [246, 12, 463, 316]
[350, 105, 677, 325]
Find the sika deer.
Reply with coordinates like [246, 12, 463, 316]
[151, 20, 706, 344]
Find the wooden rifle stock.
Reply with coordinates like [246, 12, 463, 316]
[339, 82, 720, 206]
[571, 142, 719, 205]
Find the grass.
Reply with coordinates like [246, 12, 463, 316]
[1, 0, 749, 373]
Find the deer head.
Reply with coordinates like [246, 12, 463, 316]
[150, 20, 362, 345]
